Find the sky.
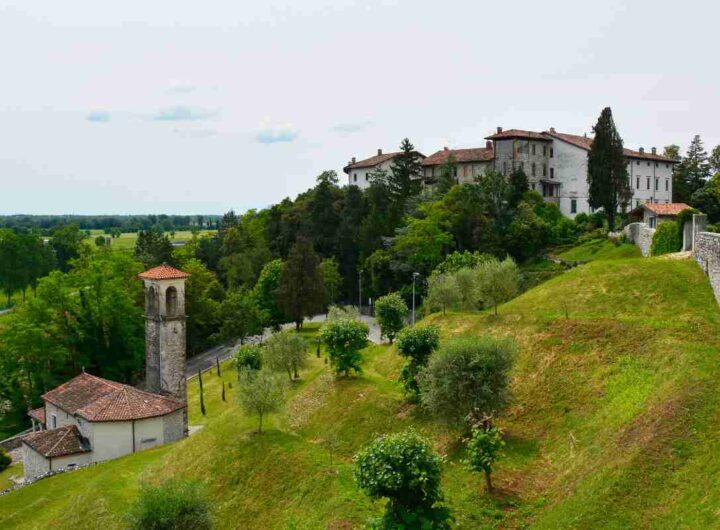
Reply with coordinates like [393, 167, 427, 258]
[0, 0, 718, 215]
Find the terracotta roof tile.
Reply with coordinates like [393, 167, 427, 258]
[344, 151, 426, 172]
[43, 372, 185, 422]
[544, 131, 679, 163]
[22, 425, 90, 458]
[422, 147, 494, 166]
[485, 129, 552, 141]
[642, 202, 691, 216]
[28, 406, 45, 424]
[138, 264, 190, 280]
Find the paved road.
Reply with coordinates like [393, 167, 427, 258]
[185, 314, 381, 378]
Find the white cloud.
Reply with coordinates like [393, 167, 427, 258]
[255, 120, 299, 144]
[152, 105, 218, 121]
[86, 110, 111, 122]
[165, 81, 197, 95]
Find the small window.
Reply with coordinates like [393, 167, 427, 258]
[636, 177, 640, 189]
[503, 161, 508, 175]
[543, 165, 547, 177]
[543, 145, 547, 156]
[550, 148, 554, 158]
[531, 144, 536, 155]
[655, 178, 659, 191]
[665, 179, 669, 191]
[550, 167, 554, 179]
[636, 160, 640, 165]
[666, 163, 669, 168]
[51, 414, 57, 429]
[353, 174, 357, 182]
[647, 161, 650, 166]
[646, 177, 650, 190]
[655, 162, 658, 167]
[571, 199, 577, 214]
[532, 162, 536, 176]
[166, 286, 178, 317]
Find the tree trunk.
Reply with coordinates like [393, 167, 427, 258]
[494, 303, 498, 316]
[485, 470, 493, 493]
[258, 413, 263, 434]
[608, 210, 616, 232]
[295, 320, 301, 331]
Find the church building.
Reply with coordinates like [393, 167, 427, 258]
[21, 264, 190, 482]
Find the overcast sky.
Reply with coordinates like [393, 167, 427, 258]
[1, 0, 718, 215]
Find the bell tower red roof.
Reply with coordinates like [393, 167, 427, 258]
[138, 264, 190, 280]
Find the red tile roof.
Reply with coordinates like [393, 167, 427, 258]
[138, 264, 190, 280]
[544, 131, 679, 163]
[43, 372, 185, 422]
[485, 129, 552, 141]
[344, 151, 426, 172]
[29, 406, 45, 424]
[642, 202, 691, 216]
[422, 147, 494, 166]
[22, 425, 90, 458]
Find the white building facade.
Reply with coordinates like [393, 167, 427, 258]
[343, 149, 426, 189]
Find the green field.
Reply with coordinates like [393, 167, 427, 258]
[554, 238, 641, 262]
[0, 463, 24, 491]
[2, 255, 720, 528]
[84, 230, 216, 252]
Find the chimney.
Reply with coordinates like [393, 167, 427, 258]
[486, 140, 493, 149]
[443, 146, 449, 151]
[639, 147, 645, 154]
[496, 126, 503, 134]
[352, 157, 356, 164]
[651, 147, 657, 155]
[549, 127, 556, 133]
[377, 148, 383, 156]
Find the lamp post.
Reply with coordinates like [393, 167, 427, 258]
[358, 269, 363, 316]
[412, 272, 419, 326]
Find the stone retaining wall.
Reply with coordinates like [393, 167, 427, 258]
[693, 231, 720, 303]
[623, 222, 655, 257]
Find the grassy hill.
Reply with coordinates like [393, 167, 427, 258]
[1, 255, 719, 529]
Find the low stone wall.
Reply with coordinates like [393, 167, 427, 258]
[624, 222, 655, 257]
[693, 231, 720, 303]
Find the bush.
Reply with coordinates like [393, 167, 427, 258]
[128, 479, 212, 530]
[0, 448, 11, 473]
[651, 221, 682, 256]
[419, 336, 517, 426]
[327, 304, 360, 321]
[466, 426, 504, 493]
[236, 344, 262, 371]
[675, 207, 700, 241]
[396, 325, 440, 399]
[354, 430, 452, 530]
[433, 251, 492, 275]
[374, 292, 408, 343]
[474, 257, 519, 315]
[320, 319, 369, 376]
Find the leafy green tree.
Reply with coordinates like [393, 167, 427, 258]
[691, 175, 720, 223]
[426, 274, 461, 315]
[396, 325, 440, 399]
[319, 257, 342, 309]
[674, 135, 711, 204]
[277, 237, 326, 330]
[50, 224, 86, 272]
[466, 426, 504, 493]
[337, 184, 365, 300]
[0, 230, 22, 305]
[94, 235, 107, 247]
[437, 153, 458, 194]
[474, 257, 519, 315]
[309, 170, 341, 257]
[320, 319, 368, 376]
[180, 259, 224, 355]
[253, 259, 286, 330]
[354, 430, 452, 530]
[508, 166, 529, 207]
[134, 227, 173, 268]
[214, 289, 262, 344]
[476, 170, 511, 220]
[650, 222, 682, 256]
[710, 145, 720, 175]
[506, 202, 550, 261]
[433, 250, 491, 275]
[374, 292, 408, 344]
[18, 231, 55, 297]
[418, 336, 517, 426]
[263, 330, 308, 380]
[236, 344, 262, 371]
[390, 213, 454, 277]
[237, 367, 286, 433]
[663, 144, 681, 161]
[128, 478, 212, 530]
[587, 107, 631, 230]
[454, 267, 479, 310]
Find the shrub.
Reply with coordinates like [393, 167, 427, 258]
[418, 336, 517, 426]
[675, 207, 700, 241]
[474, 257, 519, 315]
[263, 330, 308, 380]
[0, 448, 11, 473]
[236, 344, 262, 372]
[374, 292, 408, 343]
[466, 426, 505, 493]
[651, 221, 682, 256]
[425, 274, 460, 315]
[454, 267, 479, 310]
[433, 250, 492, 275]
[326, 304, 360, 321]
[128, 478, 212, 530]
[396, 325, 440, 399]
[320, 319, 369, 376]
[236, 368, 286, 433]
[354, 430, 452, 530]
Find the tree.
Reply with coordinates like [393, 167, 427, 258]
[425, 274, 461, 315]
[418, 336, 517, 426]
[319, 258, 342, 309]
[94, 235, 107, 247]
[466, 426, 504, 494]
[0, 448, 11, 473]
[320, 319, 368, 376]
[674, 135, 711, 204]
[277, 237, 326, 330]
[50, 224, 86, 272]
[476, 170, 511, 220]
[710, 145, 720, 175]
[0, 230, 22, 305]
[691, 174, 720, 223]
[336, 184, 365, 301]
[309, 170, 341, 257]
[474, 257, 519, 315]
[508, 166, 529, 208]
[437, 153, 458, 194]
[388, 138, 424, 206]
[236, 344, 262, 371]
[650, 221, 682, 256]
[128, 478, 212, 530]
[374, 292, 408, 344]
[396, 325, 440, 399]
[663, 144, 681, 161]
[454, 267, 480, 310]
[587, 107, 631, 230]
[390, 213, 454, 277]
[180, 259, 223, 355]
[236, 367, 286, 433]
[253, 259, 286, 330]
[214, 289, 262, 344]
[134, 227, 173, 268]
[263, 330, 308, 380]
[354, 430, 452, 530]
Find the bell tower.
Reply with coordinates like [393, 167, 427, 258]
[139, 264, 190, 434]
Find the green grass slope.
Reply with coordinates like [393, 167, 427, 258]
[555, 238, 641, 262]
[2, 256, 719, 529]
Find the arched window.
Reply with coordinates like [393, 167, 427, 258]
[146, 286, 157, 315]
[166, 286, 178, 317]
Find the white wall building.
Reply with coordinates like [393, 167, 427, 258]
[343, 149, 425, 189]
[421, 143, 494, 185]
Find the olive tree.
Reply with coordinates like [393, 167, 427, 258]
[475, 257, 519, 315]
[263, 330, 308, 380]
[425, 274, 460, 315]
[320, 319, 368, 376]
[395, 325, 440, 399]
[466, 426, 504, 493]
[418, 336, 517, 426]
[236, 368, 286, 433]
[354, 430, 452, 529]
[374, 292, 408, 343]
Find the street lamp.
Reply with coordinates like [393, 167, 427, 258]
[412, 272, 419, 326]
[358, 269, 363, 316]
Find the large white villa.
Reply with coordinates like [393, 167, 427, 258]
[344, 126, 679, 218]
[21, 264, 190, 481]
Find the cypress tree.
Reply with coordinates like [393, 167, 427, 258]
[587, 107, 631, 231]
[389, 138, 423, 205]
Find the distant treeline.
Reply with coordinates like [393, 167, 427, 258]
[0, 214, 222, 233]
